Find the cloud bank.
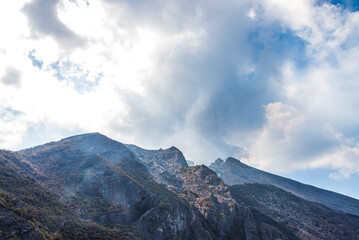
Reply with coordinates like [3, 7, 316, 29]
[1, 0, 359, 189]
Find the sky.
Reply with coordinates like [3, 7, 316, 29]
[1, 0, 359, 199]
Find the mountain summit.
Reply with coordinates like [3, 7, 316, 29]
[0, 133, 359, 239]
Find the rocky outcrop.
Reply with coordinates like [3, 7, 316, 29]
[125, 144, 187, 186]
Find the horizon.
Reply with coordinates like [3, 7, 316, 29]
[1, 0, 359, 199]
[8, 131, 359, 200]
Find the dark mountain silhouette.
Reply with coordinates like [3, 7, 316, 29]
[0, 133, 358, 239]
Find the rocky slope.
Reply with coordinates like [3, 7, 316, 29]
[0, 133, 358, 239]
[230, 184, 359, 240]
[0, 147, 139, 239]
[209, 157, 359, 216]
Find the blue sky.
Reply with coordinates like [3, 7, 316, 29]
[0, 0, 359, 199]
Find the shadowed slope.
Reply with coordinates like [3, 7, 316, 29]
[210, 157, 359, 216]
[230, 184, 359, 240]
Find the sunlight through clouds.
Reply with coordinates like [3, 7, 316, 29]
[1, 0, 359, 197]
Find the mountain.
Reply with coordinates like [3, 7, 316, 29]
[0, 133, 358, 239]
[209, 157, 359, 216]
[229, 184, 359, 240]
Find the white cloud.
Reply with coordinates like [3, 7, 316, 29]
[0, 0, 205, 149]
[1, 0, 359, 184]
[245, 102, 359, 177]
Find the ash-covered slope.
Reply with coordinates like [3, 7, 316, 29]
[209, 157, 359, 216]
[0, 133, 359, 239]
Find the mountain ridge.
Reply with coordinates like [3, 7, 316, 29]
[209, 157, 359, 216]
[0, 132, 358, 239]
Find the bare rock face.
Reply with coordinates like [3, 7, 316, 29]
[176, 165, 301, 240]
[125, 144, 187, 185]
[1, 133, 359, 239]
